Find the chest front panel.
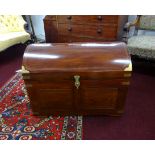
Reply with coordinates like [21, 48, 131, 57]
[23, 73, 130, 116]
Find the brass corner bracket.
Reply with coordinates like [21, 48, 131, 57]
[124, 63, 132, 71]
[21, 66, 30, 74]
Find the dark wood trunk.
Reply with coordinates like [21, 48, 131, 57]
[22, 42, 132, 116]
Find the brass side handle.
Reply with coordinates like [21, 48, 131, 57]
[74, 75, 80, 89]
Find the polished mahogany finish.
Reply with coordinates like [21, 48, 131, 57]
[43, 15, 128, 43]
[22, 42, 132, 116]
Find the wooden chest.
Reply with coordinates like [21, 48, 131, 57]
[43, 15, 128, 43]
[21, 42, 132, 116]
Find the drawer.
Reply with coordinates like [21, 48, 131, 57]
[57, 35, 116, 42]
[57, 15, 118, 25]
[58, 24, 117, 39]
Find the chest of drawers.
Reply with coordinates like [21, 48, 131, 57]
[43, 15, 128, 43]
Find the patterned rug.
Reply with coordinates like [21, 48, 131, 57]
[0, 73, 82, 140]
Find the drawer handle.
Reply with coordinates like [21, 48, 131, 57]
[74, 75, 80, 89]
[97, 29, 102, 34]
[68, 27, 72, 31]
[97, 16, 102, 20]
[67, 16, 72, 20]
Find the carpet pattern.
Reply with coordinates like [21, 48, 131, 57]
[0, 73, 82, 140]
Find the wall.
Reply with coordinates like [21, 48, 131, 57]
[26, 15, 45, 41]
[128, 15, 137, 37]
